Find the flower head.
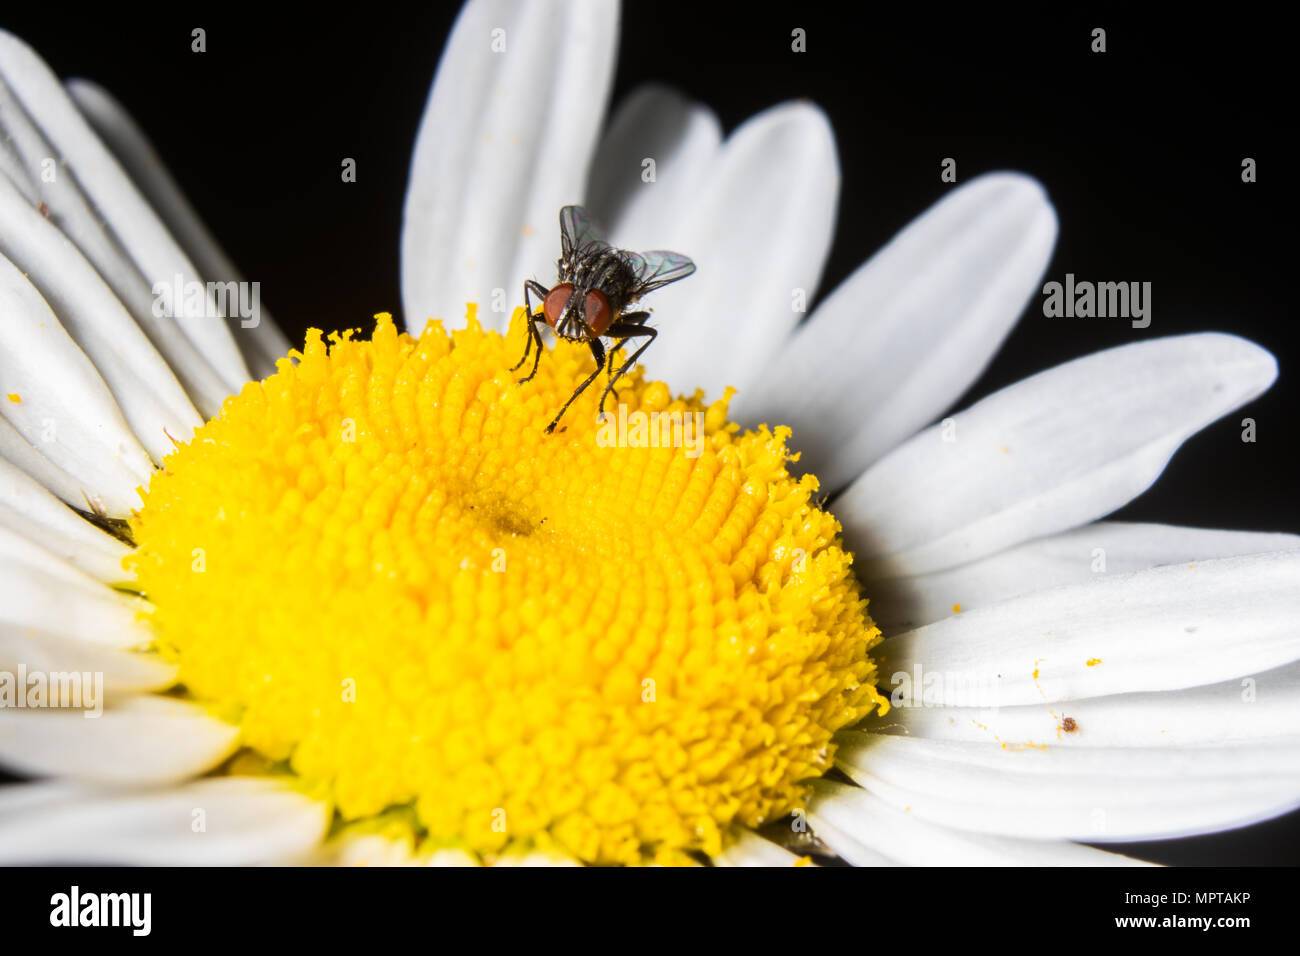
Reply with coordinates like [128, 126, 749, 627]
[127, 310, 885, 863]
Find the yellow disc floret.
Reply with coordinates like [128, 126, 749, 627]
[127, 309, 887, 864]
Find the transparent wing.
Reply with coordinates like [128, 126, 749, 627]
[627, 250, 697, 294]
[559, 205, 609, 256]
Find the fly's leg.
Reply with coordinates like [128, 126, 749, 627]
[545, 338, 607, 434]
[513, 279, 550, 383]
[603, 311, 649, 404]
[598, 321, 656, 414]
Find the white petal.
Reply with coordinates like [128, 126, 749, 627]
[809, 779, 1154, 866]
[0, 628, 174, 697]
[588, 84, 722, 251]
[639, 102, 839, 399]
[0, 115, 38, 199]
[869, 521, 1300, 634]
[841, 333, 1277, 577]
[0, 779, 76, 814]
[0, 413, 88, 508]
[0, 776, 330, 864]
[842, 732, 1300, 784]
[860, 774, 1300, 844]
[0, 171, 203, 460]
[401, 0, 619, 334]
[866, 659, 1300, 748]
[0, 31, 250, 392]
[0, 526, 150, 650]
[0, 695, 238, 785]
[737, 173, 1057, 490]
[68, 79, 291, 381]
[834, 733, 1300, 842]
[800, 813, 897, 867]
[712, 829, 810, 867]
[0, 74, 231, 421]
[0, 454, 131, 583]
[876, 550, 1300, 706]
[0, 258, 153, 515]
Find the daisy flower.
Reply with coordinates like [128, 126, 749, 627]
[1, 0, 1296, 868]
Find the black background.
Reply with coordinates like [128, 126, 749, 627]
[1, 3, 1294, 865]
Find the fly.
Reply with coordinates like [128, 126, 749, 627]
[512, 205, 696, 433]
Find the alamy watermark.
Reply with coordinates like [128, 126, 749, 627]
[50, 886, 150, 935]
[889, 663, 1002, 713]
[1042, 273, 1151, 328]
[0, 665, 103, 717]
[595, 405, 706, 459]
[152, 274, 261, 328]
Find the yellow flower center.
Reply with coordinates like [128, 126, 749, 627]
[127, 309, 886, 864]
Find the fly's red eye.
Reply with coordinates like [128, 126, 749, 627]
[584, 289, 612, 335]
[543, 283, 574, 327]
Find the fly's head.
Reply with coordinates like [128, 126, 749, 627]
[544, 246, 637, 340]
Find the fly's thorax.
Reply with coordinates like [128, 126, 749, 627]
[567, 247, 637, 303]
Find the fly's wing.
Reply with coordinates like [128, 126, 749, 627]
[559, 205, 610, 256]
[627, 250, 697, 295]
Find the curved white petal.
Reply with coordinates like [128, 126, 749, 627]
[0, 629, 174, 697]
[834, 734, 1300, 842]
[841, 732, 1300, 783]
[712, 829, 811, 867]
[0, 777, 330, 864]
[0, 172, 202, 460]
[868, 521, 1300, 634]
[638, 102, 839, 399]
[0, 31, 250, 392]
[401, 0, 619, 334]
[588, 84, 722, 252]
[68, 78, 291, 381]
[841, 333, 1277, 577]
[0, 779, 77, 814]
[737, 173, 1057, 490]
[0, 454, 130, 583]
[877, 550, 1300, 707]
[0, 414, 88, 508]
[800, 813, 897, 867]
[0, 258, 153, 515]
[0, 116, 38, 200]
[0, 527, 150, 649]
[0, 73, 232, 424]
[865, 659, 1300, 748]
[0, 695, 238, 785]
[809, 780, 1153, 866]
